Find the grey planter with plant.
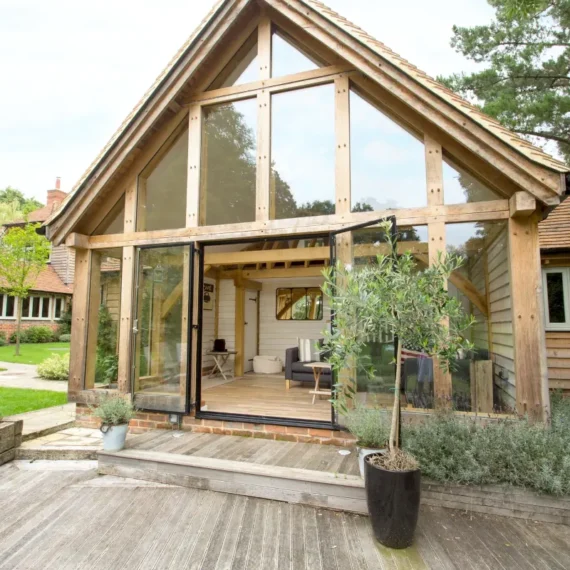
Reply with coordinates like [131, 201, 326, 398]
[323, 219, 474, 549]
[92, 395, 136, 451]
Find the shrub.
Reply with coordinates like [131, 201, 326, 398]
[92, 395, 136, 426]
[10, 330, 27, 344]
[0, 331, 7, 347]
[402, 399, 570, 496]
[37, 353, 69, 381]
[12, 326, 55, 344]
[344, 405, 390, 448]
[58, 333, 71, 343]
[95, 354, 119, 385]
[56, 307, 72, 336]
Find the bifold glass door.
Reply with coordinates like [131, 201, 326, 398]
[132, 244, 194, 413]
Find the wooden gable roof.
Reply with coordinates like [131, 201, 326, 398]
[46, 0, 568, 244]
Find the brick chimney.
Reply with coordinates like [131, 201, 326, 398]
[47, 177, 67, 213]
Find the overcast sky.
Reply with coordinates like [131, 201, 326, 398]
[0, 0, 495, 203]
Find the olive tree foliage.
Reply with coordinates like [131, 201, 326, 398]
[322, 220, 475, 455]
[0, 224, 51, 355]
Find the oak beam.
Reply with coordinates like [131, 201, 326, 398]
[235, 284, 245, 377]
[84, 252, 102, 390]
[425, 135, 443, 206]
[187, 105, 201, 228]
[509, 191, 537, 218]
[335, 74, 351, 215]
[65, 233, 89, 249]
[508, 213, 550, 420]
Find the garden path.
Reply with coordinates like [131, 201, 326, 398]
[0, 362, 67, 391]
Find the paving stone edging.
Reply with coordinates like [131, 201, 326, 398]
[0, 420, 23, 465]
[422, 480, 570, 526]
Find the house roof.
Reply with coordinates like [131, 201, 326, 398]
[0, 265, 73, 295]
[46, 0, 568, 237]
[539, 199, 570, 251]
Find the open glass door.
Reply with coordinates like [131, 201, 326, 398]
[131, 243, 194, 413]
[328, 216, 397, 424]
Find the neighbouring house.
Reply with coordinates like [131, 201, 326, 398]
[1, 179, 73, 338]
[46, 0, 569, 439]
[540, 198, 570, 393]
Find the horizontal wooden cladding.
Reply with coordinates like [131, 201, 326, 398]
[86, 201, 509, 250]
[546, 331, 570, 390]
[185, 65, 355, 105]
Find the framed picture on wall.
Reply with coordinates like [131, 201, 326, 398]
[203, 283, 214, 310]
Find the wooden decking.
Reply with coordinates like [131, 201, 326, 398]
[201, 373, 332, 421]
[3, 460, 570, 569]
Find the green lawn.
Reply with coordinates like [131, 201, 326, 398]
[0, 387, 67, 416]
[0, 343, 70, 365]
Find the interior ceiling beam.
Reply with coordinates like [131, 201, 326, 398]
[220, 267, 324, 279]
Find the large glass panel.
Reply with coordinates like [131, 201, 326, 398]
[133, 245, 190, 413]
[545, 271, 566, 324]
[445, 221, 515, 412]
[272, 31, 320, 77]
[208, 34, 258, 90]
[271, 84, 335, 219]
[201, 99, 257, 226]
[137, 129, 188, 231]
[443, 159, 501, 204]
[338, 225, 429, 410]
[85, 249, 122, 389]
[350, 90, 426, 212]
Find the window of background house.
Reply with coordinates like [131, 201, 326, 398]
[53, 298, 63, 320]
[276, 288, 323, 320]
[543, 268, 570, 329]
[0, 294, 15, 318]
[21, 296, 51, 320]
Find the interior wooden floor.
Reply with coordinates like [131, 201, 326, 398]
[200, 372, 332, 422]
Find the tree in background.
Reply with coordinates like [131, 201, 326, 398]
[440, 0, 570, 162]
[0, 187, 43, 215]
[0, 224, 51, 355]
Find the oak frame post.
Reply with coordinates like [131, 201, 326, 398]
[68, 248, 90, 398]
[508, 212, 550, 421]
[117, 246, 135, 394]
[335, 74, 351, 215]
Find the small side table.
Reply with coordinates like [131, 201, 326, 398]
[307, 362, 332, 404]
[206, 351, 237, 381]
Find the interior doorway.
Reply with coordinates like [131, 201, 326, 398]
[243, 291, 259, 373]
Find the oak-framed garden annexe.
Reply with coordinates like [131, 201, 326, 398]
[46, 0, 568, 426]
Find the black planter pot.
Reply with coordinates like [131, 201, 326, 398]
[364, 454, 421, 549]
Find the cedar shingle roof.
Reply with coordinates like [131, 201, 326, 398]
[539, 199, 570, 251]
[46, 0, 568, 231]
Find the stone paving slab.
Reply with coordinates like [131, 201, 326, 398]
[4, 402, 75, 439]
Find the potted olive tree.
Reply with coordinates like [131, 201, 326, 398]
[323, 219, 474, 549]
[92, 395, 136, 451]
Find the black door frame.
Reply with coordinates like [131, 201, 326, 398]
[194, 216, 394, 429]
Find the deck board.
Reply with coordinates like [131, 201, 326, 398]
[2, 462, 570, 569]
[127, 430, 357, 475]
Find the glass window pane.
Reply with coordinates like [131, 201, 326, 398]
[350, 90, 426, 211]
[272, 31, 319, 77]
[271, 84, 335, 219]
[0, 294, 4, 316]
[85, 249, 122, 389]
[5, 296, 14, 318]
[291, 288, 307, 320]
[209, 35, 258, 89]
[93, 195, 124, 235]
[307, 288, 323, 320]
[201, 99, 257, 226]
[54, 298, 62, 319]
[133, 246, 190, 412]
[41, 298, 50, 319]
[547, 272, 566, 323]
[22, 297, 29, 318]
[137, 129, 188, 231]
[443, 159, 501, 204]
[31, 297, 40, 318]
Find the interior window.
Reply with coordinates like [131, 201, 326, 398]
[276, 287, 323, 320]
